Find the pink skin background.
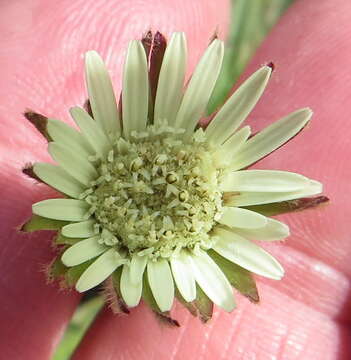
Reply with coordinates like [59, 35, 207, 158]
[0, 0, 350, 359]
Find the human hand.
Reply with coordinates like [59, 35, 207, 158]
[0, 0, 350, 359]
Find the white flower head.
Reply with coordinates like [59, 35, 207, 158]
[23, 31, 325, 321]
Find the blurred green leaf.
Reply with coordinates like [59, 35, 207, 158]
[209, 0, 295, 113]
[52, 296, 104, 360]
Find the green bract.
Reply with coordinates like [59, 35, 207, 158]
[24, 32, 323, 320]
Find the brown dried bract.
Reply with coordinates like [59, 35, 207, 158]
[22, 163, 42, 183]
[24, 109, 51, 141]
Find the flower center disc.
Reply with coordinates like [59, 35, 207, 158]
[86, 124, 223, 259]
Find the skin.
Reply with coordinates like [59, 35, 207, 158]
[0, 0, 350, 359]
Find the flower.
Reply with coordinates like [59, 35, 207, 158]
[23, 32, 324, 320]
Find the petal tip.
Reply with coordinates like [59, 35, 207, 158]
[128, 39, 142, 52]
[75, 282, 87, 293]
[222, 297, 236, 312]
[266, 61, 275, 72]
[263, 64, 273, 75]
[299, 107, 314, 121]
[61, 254, 72, 267]
[310, 180, 323, 193]
[31, 202, 40, 214]
[284, 224, 291, 237]
[276, 271, 285, 280]
[273, 264, 285, 280]
[85, 50, 101, 63]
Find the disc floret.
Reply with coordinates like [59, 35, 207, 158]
[84, 121, 224, 259]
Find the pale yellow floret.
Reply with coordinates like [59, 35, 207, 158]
[79, 121, 225, 260]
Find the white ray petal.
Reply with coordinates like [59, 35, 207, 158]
[221, 170, 310, 193]
[225, 180, 323, 207]
[129, 254, 148, 285]
[120, 264, 143, 307]
[62, 219, 96, 238]
[231, 108, 313, 170]
[232, 218, 290, 241]
[122, 40, 149, 139]
[48, 142, 98, 186]
[70, 107, 111, 157]
[174, 39, 224, 134]
[85, 51, 120, 138]
[147, 259, 174, 312]
[218, 207, 267, 229]
[32, 199, 89, 221]
[218, 126, 251, 156]
[170, 250, 196, 302]
[61, 236, 107, 266]
[154, 32, 187, 126]
[190, 249, 235, 312]
[76, 249, 124, 292]
[47, 119, 93, 157]
[33, 163, 85, 199]
[205, 66, 272, 145]
[212, 227, 284, 280]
